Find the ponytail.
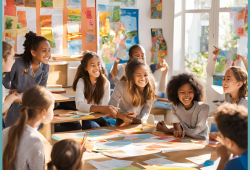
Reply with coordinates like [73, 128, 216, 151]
[3, 106, 29, 170]
[22, 31, 47, 74]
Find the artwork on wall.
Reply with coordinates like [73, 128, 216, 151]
[151, 0, 162, 19]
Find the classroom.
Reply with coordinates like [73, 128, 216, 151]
[1, 0, 248, 169]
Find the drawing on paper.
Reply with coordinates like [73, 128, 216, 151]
[41, 0, 53, 7]
[151, 0, 162, 19]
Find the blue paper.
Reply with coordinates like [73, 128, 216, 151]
[67, 0, 81, 8]
[68, 132, 87, 138]
[68, 40, 82, 55]
[88, 129, 113, 137]
[52, 134, 61, 141]
[153, 100, 172, 110]
[203, 160, 215, 167]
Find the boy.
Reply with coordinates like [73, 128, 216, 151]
[215, 103, 247, 170]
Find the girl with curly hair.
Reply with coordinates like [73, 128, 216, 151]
[109, 58, 156, 127]
[156, 73, 210, 139]
[3, 31, 50, 127]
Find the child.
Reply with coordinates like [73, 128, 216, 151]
[47, 139, 84, 170]
[214, 103, 247, 170]
[156, 73, 209, 139]
[108, 58, 155, 126]
[2, 42, 21, 122]
[110, 44, 168, 84]
[73, 51, 118, 129]
[2, 86, 54, 170]
[2, 31, 50, 127]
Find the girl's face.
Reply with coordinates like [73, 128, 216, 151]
[131, 47, 145, 61]
[42, 98, 55, 124]
[178, 83, 194, 109]
[85, 56, 102, 78]
[2, 48, 15, 72]
[31, 40, 51, 64]
[133, 66, 149, 90]
[222, 69, 242, 94]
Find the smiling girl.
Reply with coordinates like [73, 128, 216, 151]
[108, 58, 155, 126]
[3, 31, 51, 127]
[156, 73, 209, 139]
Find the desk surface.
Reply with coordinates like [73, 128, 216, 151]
[54, 87, 76, 103]
[52, 125, 218, 170]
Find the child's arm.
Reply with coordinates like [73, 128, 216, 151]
[136, 100, 152, 123]
[39, 64, 50, 87]
[158, 62, 168, 94]
[3, 92, 21, 113]
[232, 54, 248, 72]
[110, 58, 121, 80]
[207, 47, 220, 76]
[216, 145, 231, 170]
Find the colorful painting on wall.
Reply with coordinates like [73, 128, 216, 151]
[151, 0, 162, 19]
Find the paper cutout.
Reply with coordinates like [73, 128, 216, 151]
[67, 21, 80, 33]
[151, 28, 167, 64]
[110, 0, 137, 7]
[86, 9, 92, 19]
[67, 0, 81, 8]
[17, 11, 27, 28]
[15, 0, 24, 5]
[7, 0, 15, 6]
[238, 28, 245, 36]
[53, 0, 63, 8]
[186, 154, 211, 165]
[68, 40, 82, 55]
[40, 15, 52, 27]
[41, 28, 53, 39]
[87, 0, 95, 7]
[41, 0, 53, 7]
[17, 27, 28, 36]
[25, 0, 36, 7]
[151, 0, 162, 19]
[86, 33, 95, 43]
[4, 5, 16, 16]
[6, 38, 15, 47]
[5, 16, 18, 38]
[87, 159, 133, 170]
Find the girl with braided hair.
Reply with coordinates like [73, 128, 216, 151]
[3, 31, 51, 127]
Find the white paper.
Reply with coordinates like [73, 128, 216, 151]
[144, 158, 176, 166]
[27, 20, 37, 33]
[237, 36, 248, 56]
[186, 154, 211, 165]
[211, 85, 224, 95]
[40, 8, 52, 15]
[87, 159, 133, 170]
[87, 0, 95, 7]
[67, 22, 80, 33]
[200, 158, 221, 170]
[17, 36, 26, 54]
[50, 39, 63, 55]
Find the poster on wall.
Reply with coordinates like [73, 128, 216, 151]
[98, 4, 139, 63]
[151, 0, 162, 19]
[109, 0, 137, 8]
[150, 28, 167, 64]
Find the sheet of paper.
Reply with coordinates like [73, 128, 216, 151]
[68, 39, 82, 55]
[110, 0, 137, 7]
[67, 21, 80, 33]
[5, 16, 18, 38]
[40, 8, 52, 15]
[25, 0, 36, 7]
[53, 0, 64, 8]
[16, 7, 37, 33]
[17, 11, 27, 28]
[86, 33, 95, 43]
[6, 38, 15, 47]
[200, 158, 220, 170]
[41, 0, 53, 7]
[144, 158, 176, 166]
[17, 35, 26, 53]
[17, 27, 28, 36]
[186, 154, 211, 165]
[144, 166, 196, 170]
[27, 20, 37, 33]
[87, 0, 95, 7]
[4, 5, 16, 16]
[87, 159, 133, 170]
[67, 0, 81, 8]
[41, 28, 53, 39]
[40, 15, 52, 27]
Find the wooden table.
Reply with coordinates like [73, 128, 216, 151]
[39, 109, 104, 143]
[54, 87, 76, 103]
[52, 124, 218, 170]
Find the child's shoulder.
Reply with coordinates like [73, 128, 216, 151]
[14, 57, 25, 66]
[115, 80, 126, 90]
[224, 151, 248, 170]
[195, 101, 210, 109]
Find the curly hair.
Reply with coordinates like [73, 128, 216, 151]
[215, 103, 248, 149]
[227, 66, 248, 99]
[72, 51, 107, 105]
[121, 58, 155, 107]
[167, 72, 205, 105]
[22, 31, 47, 73]
[128, 44, 146, 63]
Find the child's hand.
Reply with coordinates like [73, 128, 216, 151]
[81, 132, 89, 154]
[156, 121, 168, 132]
[156, 59, 167, 70]
[119, 114, 133, 127]
[126, 111, 136, 118]
[174, 130, 185, 138]
[103, 106, 119, 118]
[5, 92, 21, 104]
[115, 58, 121, 63]
[213, 47, 220, 61]
[209, 132, 223, 143]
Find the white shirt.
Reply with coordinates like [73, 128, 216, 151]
[2, 85, 12, 113]
[114, 64, 126, 84]
[75, 78, 110, 113]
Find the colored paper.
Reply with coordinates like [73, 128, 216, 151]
[16, 7, 37, 33]
[67, 0, 81, 8]
[15, 0, 24, 5]
[17, 11, 27, 28]
[87, 159, 133, 170]
[110, 0, 137, 7]
[6, 38, 15, 47]
[7, 0, 15, 6]
[17, 35, 26, 53]
[41, 28, 53, 39]
[86, 33, 95, 43]
[185, 154, 211, 165]
[68, 40, 82, 55]
[67, 21, 80, 33]
[25, 0, 36, 7]
[151, 0, 162, 19]
[48, 39, 56, 48]
[5, 16, 18, 38]
[4, 5, 16, 16]
[41, 0, 53, 7]
[53, 0, 64, 8]
[238, 28, 245, 36]
[68, 9, 81, 21]
[151, 28, 167, 64]
[17, 27, 28, 36]
[87, 0, 95, 7]
[40, 15, 52, 27]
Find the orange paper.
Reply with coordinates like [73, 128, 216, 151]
[17, 11, 27, 28]
[4, 5, 16, 16]
[238, 8, 245, 20]
[40, 15, 52, 27]
[7, 0, 15, 6]
[238, 28, 245, 37]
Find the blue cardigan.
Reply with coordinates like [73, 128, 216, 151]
[3, 57, 50, 127]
